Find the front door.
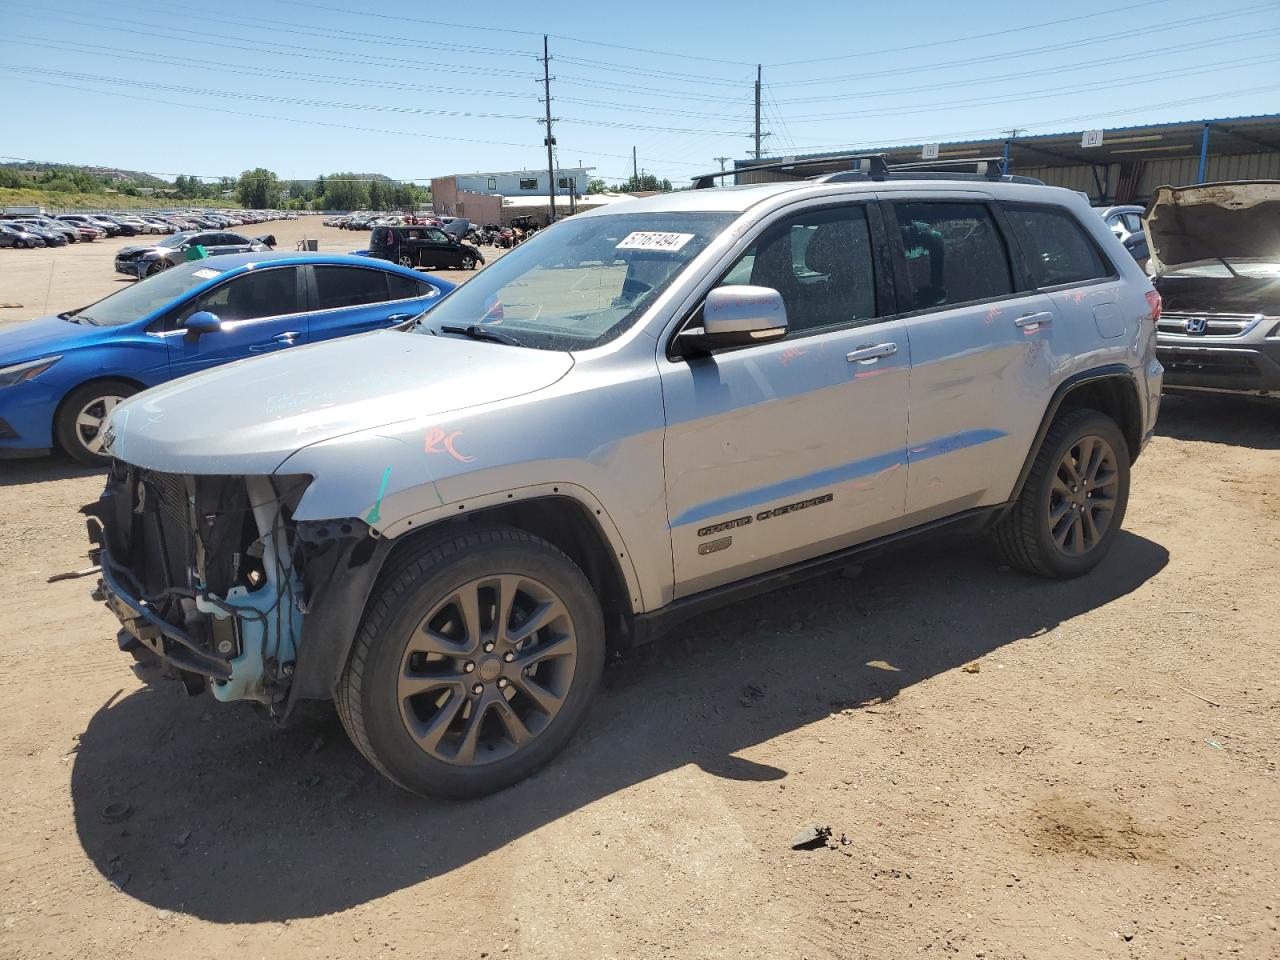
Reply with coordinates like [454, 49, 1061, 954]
[165, 265, 309, 376]
[883, 197, 1061, 519]
[659, 202, 912, 598]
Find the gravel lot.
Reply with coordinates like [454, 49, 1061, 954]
[0, 219, 1277, 960]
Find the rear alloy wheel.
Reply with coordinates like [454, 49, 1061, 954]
[995, 408, 1130, 578]
[337, 527, 605, 798]
[55, 380, 138, 466]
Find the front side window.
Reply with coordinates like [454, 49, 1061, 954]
[420, 210, 736, 350]
[315, 266, 393, 309]
[180, 267, 303, 323]
[1005, 205, 1111, 288]
[715, 206, 878, 333]
[893, 202, 1013, 310]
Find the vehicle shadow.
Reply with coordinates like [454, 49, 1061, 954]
[0, 453, 103, 487]
[70, 530, 1168, 923]
[1156, 393, 1279, 450]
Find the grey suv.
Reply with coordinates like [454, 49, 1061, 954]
[83, 175, 1163, 798]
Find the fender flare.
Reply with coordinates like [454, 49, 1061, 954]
[1009, 363, 1141, 502]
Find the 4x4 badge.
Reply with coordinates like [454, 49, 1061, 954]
[1184, 316, 1208, 334]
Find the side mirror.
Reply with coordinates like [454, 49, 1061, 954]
[185, 311, 222, 336]
[677, 285, 788, 355]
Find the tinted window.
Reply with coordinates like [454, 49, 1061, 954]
[717, 206, 877, 333]
[181, 267, 303, 323]
[315, 266, 391, 309]
[894, 202, 1013, 310]
[387, 273, 434, 301]
[1006, 205, 1110, 288]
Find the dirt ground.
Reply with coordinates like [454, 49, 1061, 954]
[1, 223, 1278, 959]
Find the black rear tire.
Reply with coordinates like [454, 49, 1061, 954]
[995, 408, 1130, 578]
[337, 526, 605, 799]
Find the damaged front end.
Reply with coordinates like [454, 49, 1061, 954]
[83, 463, 373, 711]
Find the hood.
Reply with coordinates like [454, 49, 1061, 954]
[116, 243, 164, 258]
[103, 328, 575, 475]
[1146, 180, 1280, 275]
[0, 314, 107, 365]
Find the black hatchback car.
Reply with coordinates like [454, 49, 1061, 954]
[370, 225, 484, 271]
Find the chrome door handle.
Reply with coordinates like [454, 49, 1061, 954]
[1014, 311, 1054, 328]
[272, 331, 301, 343]
[846, 342, 898, 363]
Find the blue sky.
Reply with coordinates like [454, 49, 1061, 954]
[1, 0, 1278, 187]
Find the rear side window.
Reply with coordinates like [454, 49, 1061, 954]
[1005, 205, 1111, 288]
[893, 202, 1013, 310]
[315, 266, 391, 309]
[387, 273, 435, 301]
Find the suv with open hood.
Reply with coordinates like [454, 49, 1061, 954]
[1146, 180, 1280, 399]
[81, 173, 1163, 799]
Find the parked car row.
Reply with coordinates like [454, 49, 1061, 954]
[0, 209, 296, 249]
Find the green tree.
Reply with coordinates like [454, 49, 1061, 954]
[0, 169, 25, 189]
[586, 178, 609, 194]
[236, 167, 283, 209]
[322, 172, 369, 211]
[367, 178, 385, 211]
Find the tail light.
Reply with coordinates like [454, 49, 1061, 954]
[1145, 288, 1162, 323]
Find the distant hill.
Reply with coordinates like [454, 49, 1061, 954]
[0, 161, 171, 189]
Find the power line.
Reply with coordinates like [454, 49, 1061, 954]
[769, 1, 1280, 87]
[768, 0, 1177, 66]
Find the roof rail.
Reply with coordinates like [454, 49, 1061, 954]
[691, 153, 890, 189]
[693, 154, 1044, 189]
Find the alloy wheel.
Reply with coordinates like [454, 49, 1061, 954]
[397, 574, 578, 766]
[398, 254, 413, 267]
[1047, 434, 1119, 556]
[75, 395, 124, 456]
[462, 255, 476, 270]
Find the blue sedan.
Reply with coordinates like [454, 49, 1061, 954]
[0, 253, 455, 464]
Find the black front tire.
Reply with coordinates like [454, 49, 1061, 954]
[995, 408, 1131, 578]
[337, 526, 605, 799]
[146, 259, 171, 276]
[55, 379, 138, 466]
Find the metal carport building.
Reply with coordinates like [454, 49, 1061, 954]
[731, 113, 1280, 205]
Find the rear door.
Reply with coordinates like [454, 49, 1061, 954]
[165, 265, 309, 376]
[883, 195, 1063, 519]
[304, 264, 441, 342]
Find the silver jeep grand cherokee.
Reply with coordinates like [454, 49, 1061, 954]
[85, 173, 1163, 798]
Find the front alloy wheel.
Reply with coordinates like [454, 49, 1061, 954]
[337, 527, 605, 798]
[55, 379, 138, 465]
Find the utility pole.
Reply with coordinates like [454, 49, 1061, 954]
[539, 35, 557, 224]
[753, 64, 762, 159]
[714, 156, 731, 172]
[632, 145, 638, 183]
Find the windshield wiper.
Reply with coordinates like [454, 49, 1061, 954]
[58, 311, 82, 324]
[438, 324, 523, 347]
[1216, 257, 1241, 279]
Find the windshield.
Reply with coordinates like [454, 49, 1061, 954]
[76, 264, 225, 326]
[421, 210, 737, 350]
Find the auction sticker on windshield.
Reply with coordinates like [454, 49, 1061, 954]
[192, 268, 221, 279]
[616, 232, 694, 252]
